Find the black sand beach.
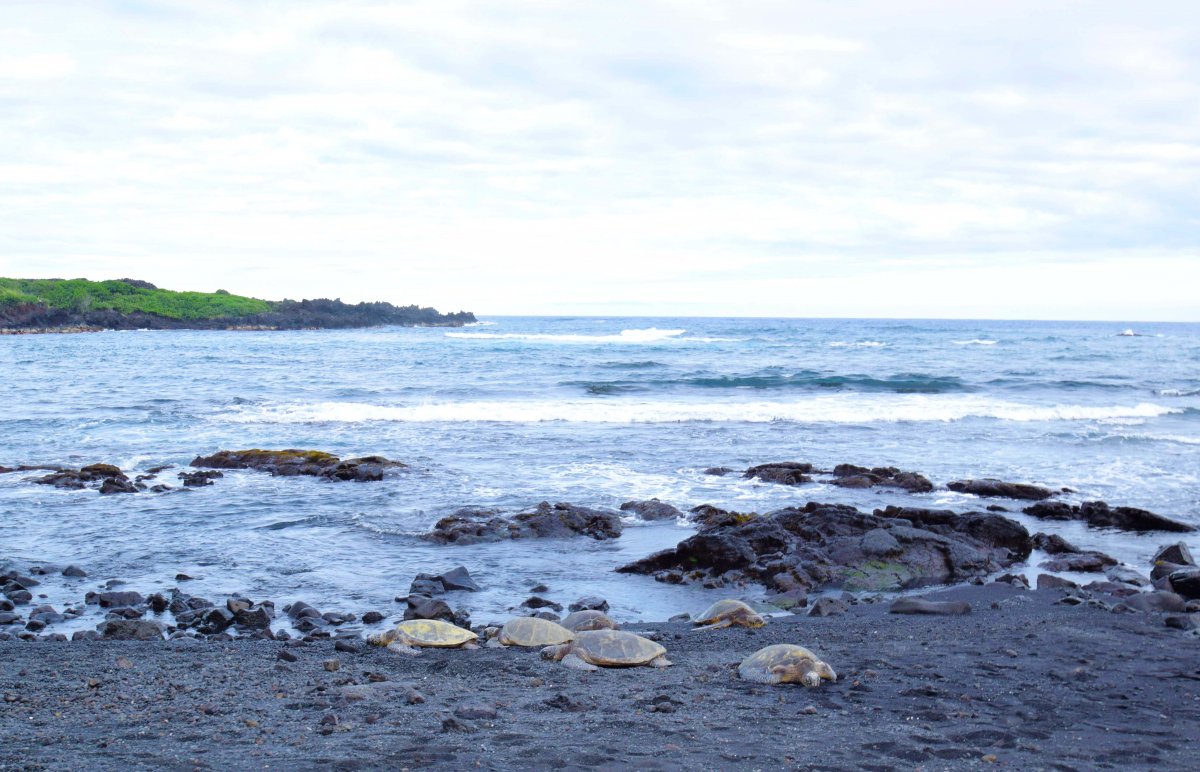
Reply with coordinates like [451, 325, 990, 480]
[3, 583, 1198, 770]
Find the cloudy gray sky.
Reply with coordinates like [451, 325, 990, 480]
[2, 1, 1198, 319]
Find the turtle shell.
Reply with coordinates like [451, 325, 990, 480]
[498, 617, 574, 647]
[737, 644, 836, 685]
[393, 619, 478, 647]
[570, 630, 666, 666]
[695, 599, 761, 624]
[561, 610, 619, 632]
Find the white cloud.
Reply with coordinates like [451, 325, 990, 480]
[0, 1, 1198, 319]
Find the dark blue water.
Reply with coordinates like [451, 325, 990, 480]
[2, 317, 1198, 627]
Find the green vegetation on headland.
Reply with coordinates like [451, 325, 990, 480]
[0, 277, 475, 331]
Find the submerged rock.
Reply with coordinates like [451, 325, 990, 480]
[619, 499, 685, 521]
[425, 502, 622, 544]
[191, 449, 405, 482]
[34, 463, 139, 494]
[830, 464, 934, 493]
[618, 502, 1031, 593]
[1024, 501, 1195, 533]
[948, 478, 1056, 501]
[743, 462, 814, 486]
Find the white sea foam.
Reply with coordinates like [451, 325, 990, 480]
[462, 320, 498, 327]
[216, 397, 1181, 426]
[953, 339, 998, 346]
[828, 340, 888, 348]
[1157, 388, 1199, 397]
[445, 327, 689, 344]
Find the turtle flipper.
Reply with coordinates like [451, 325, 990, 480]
[691, 620, 732, 632]
[561, 653, 600, 672]
[385, 642, 421, 657]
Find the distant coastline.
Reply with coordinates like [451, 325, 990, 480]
[0, 277, 474, 332]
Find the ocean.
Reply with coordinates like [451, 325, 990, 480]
[2, 316, 1198, 627]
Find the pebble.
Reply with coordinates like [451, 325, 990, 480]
[323, 659, 340, 672]
[334, 639, 362, 654]
[277, 649, 298, 663]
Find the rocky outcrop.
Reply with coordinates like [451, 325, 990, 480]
[619, 499, 685, 521]
[948, 479, 1056, 501]
[617, 502, 1031, 593]
[426, 502, 623, 545]
[191, 450, 405, 482]
[830, 465, 935, 493]
[33, 463, 139, 494]
[1023, 501, 1195, 533]
[743, 462, 813, 485]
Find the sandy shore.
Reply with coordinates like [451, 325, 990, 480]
[2, 583, 1198, 770]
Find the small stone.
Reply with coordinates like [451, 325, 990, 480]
[277, 649, 298, 663]
[406, 689, 425, 705]
[808, 597, 850, 617]
[334, 639, 362, 654]
[530, 583, 550, 593]
[522, 596, 563, 612]
[323, 659, 340, 672]
[889, 598, 971, 616]
[802, 705, 818, 715]
[361, 611, 385, 625]
[62, 565, 87, 578]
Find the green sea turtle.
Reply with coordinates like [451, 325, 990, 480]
[561, 609, 619, 632]
[693, 599, 767, 630]
[542, 630, 672, 671]
[738, 644, 837, 686]
[365, 619, 478, 656]
[497, 616, 574, 647]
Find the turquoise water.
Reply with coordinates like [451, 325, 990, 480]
[2, 317, 1198, 624]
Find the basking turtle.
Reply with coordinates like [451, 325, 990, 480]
[738, 644, 837, 687]
[365, 619, 477, 656]
[561, 609, 619, 632]
[497, 616, 574, 647]
[542, 630, 672, 671]
[693, 599, 766, 630]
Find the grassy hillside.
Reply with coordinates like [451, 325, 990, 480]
[0, 278, 272, 320]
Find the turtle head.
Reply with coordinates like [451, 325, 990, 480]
[802, 671, 822, 688]
[815, 661, 837, 683]
[366, 629, 398, 647]
[541, 643, 571, 662]
[744, 611, 767, 628]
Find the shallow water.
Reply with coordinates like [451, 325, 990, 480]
[2, 317, 1198, 623]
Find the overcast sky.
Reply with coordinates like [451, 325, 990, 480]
[2, 1, 1198, 319]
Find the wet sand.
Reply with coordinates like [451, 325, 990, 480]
[2, 584, 1198, 770]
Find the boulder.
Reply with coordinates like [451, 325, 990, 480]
[618, 501, 1031, 594]
[1167, 568, 1200, 600]
[98, 591, 144, 608]
[34, 463, 138, 494]
[178, 470, 223, 487]
[808, 597, 849, 617]
[619, 499, 685, 521]
[191, 449, 404, 482]
[1036, 574, 1079, 590]
[425, 502, 622, 544]
[404, 597, 454, 622]
[743, 462, 813, 485]
[61, 565, 87, 578]
[1031, 532, 1079, 554]
[703, 467, 734, 476]
[437, 566, 481, 592]
[99, 619, 164, 640]
[1153, 543, 1195, 567]
[1024, 501, 1195, 533]
[889, 598, 971, 615]
[1116, 591, 1188, 614]
[948, 479, 1056, 501]
[567, 596, 609, 612]
[830, 465, 934, 493]
[1040, 551, 1118, 573]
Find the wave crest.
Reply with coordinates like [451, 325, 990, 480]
[215, 398, 1181, 426]
[445, 327, 689, 344]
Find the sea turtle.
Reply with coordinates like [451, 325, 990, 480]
[365, 619, 478, 656]
[561, 609, 619, 632]
[693, 599, 766, 630]
[497, 616, 574, 647]
[542, 630, 672, 671]
[738, 644, 837, 686]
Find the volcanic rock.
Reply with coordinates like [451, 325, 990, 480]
[948, 478, 1056, 501]
[425, 502, 622, 544]
[619, 499, 685, 521]
[618, 502, 1031, 593]
[743, 462, 813, 485]
[191, 449, 405, 482]
[1024, 501, 1195, 533]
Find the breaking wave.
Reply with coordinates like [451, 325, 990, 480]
[444, 327, 719, 344]
[216, 398, 1181, 426]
